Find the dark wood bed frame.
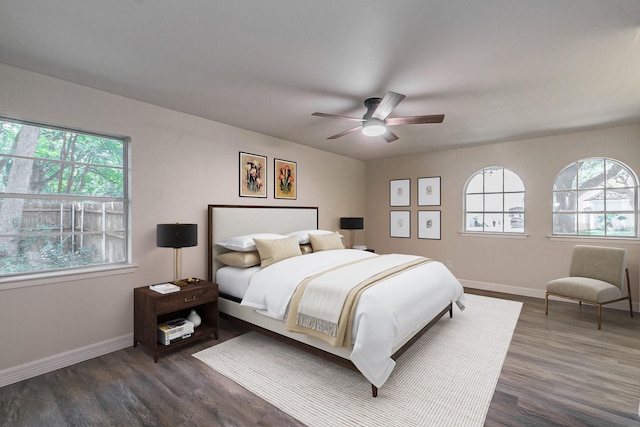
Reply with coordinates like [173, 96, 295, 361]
[207, 204, 454, 397]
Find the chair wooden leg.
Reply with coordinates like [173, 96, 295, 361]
[626, 268, 634, 318]
[545, 292, 549, 315]
[597, 304, 602, 329]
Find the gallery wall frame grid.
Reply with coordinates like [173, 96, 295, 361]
[390, 210, 411, 238]
[390, 179, 411, 206]
[418, 210, 441, 240]
[418, 176, 441, 206]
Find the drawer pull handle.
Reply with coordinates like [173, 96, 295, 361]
[184, 296, 196, 303]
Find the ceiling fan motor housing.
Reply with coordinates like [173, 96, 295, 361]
[363, 98, 383, 120]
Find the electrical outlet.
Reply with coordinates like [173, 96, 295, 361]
[446, 260, 453, 268]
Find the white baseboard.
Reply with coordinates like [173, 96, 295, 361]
[0, 334, 132, 388]
[461, 279, 639, 313]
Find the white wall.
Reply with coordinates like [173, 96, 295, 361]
[365, 124, 640, 305]
[1, 61, 637, 386]
[0, 64, 366, 383]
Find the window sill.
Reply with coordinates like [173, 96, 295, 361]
[0, 263, 139, 291]
[460, 232, 529, 239]
[547, 235, 639, 242]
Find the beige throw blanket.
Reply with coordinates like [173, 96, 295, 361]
[285, 254, 433, 347]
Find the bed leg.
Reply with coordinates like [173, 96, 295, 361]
[371, 384, 378, 398]
[449, 304, 453, 318]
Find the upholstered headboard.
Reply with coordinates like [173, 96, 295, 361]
[207, 205, 318, 281]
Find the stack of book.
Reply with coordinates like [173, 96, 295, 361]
[157, 318, 195, 345]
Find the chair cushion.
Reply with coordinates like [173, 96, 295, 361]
[569, 245, 626, 289]
[547, 277, 622, 303]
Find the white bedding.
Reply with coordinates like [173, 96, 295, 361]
[217, 266, 260, 299]
[240, 249, 466, 388]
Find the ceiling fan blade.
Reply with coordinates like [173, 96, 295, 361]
[327, 126, 362, 139]
[312, 112, 364, 122]
[372, 91, 405, 120]
[386, 114, 445, 126]
[382, 130, 399, 143]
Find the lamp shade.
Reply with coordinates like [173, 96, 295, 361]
[157, 223, 198, 248]
[340, 217, 364, 230]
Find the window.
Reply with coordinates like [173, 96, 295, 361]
[552, 158, 637, 238]
[464, 166, 525, 233]
[0, 117, 129, 278]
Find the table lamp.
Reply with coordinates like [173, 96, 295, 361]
[157, 223, 198, 283]
[340, 217, 364, 249]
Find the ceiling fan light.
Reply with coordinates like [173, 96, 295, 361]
[362, 119, 386, 136]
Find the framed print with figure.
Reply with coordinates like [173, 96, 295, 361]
[274, 158, 297, 199]
[390, 179, 410, 206]
[418, 210, 441, 240]
[390, 210, 411, 238]
[239, 152, 267, 198]
[418, 176, 441, 206]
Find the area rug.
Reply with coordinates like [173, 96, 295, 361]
[193, 293, 522, 426]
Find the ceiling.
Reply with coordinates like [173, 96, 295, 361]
[1, 1, 639, 161]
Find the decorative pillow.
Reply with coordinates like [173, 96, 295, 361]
[217, 233, 286, 252]
[299, 244, 313, 254]
[215, 251, 261, 268]
[286, 229, 336, 244]
[253, 236, 302, 267]
[309, 232, 345, 252]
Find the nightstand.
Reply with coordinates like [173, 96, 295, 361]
[134, 280, 218, 362]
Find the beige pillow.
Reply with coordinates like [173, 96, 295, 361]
[215, 251, 261, 268]
[309, 232, 344, 252]
[300, 244, 313, 254]
[253, 236, 302, 267]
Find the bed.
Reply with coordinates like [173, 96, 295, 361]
[207, 204, 466, 397]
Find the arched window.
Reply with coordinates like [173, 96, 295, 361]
[552, 158, 638, 237]
[464, 166, 525, 233]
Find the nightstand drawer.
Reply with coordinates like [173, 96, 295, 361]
[155, 285, 217, 314]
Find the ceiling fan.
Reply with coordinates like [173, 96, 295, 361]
[312, 91, 444, 143]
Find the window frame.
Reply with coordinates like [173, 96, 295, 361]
[0, 116, 131, 281]
[551, 157, 638, 239]
[463, 166, 526, 235]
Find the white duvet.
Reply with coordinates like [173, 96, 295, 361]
[241, 249, 466, 388]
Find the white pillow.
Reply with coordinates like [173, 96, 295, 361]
[286, 229, 337, 244]
[217, 233, 287, 252]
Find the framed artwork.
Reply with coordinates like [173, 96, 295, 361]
[418, 176, 441, 206]
[390, 179, 410, 206]
[274, 158, 297, 199]
[390, 210, 411, 238]
[418, 210, 441, 240]
[239, 152, 267, 198]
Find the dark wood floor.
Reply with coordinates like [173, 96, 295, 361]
[1, 289, 638, 426]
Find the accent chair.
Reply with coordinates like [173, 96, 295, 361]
[546, 245, 634, 329]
